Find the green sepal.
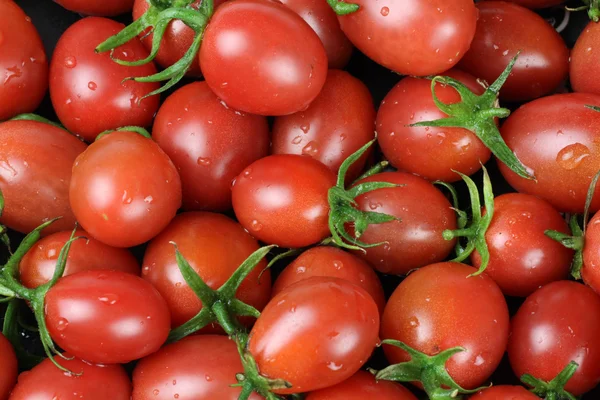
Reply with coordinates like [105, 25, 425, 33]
[567, 1, 600, 22]
[326, 0, 359, 15]
[96, 126, 152, 141]
[521, 361, 579, 400]
[10, 114, 67, 131]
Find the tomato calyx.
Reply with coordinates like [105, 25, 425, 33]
[326, 0, 359, 15]
[95, 126, 152, 141]
[520, 361, 579, 400]
[567, 0, 600, 22]
[9, 113, 67, 131]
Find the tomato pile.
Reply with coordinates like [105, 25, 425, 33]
[1, 0, 600, 398]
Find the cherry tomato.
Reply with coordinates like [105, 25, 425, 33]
[200, 0, 328, 116]
[69, 130, 182, 248]
[471, 385, 540, 399]
[0, 120, 86, 235]
[55, 0, 134, 16]
[248, 277, 380, 394]
[45, 270, 171, 364]
[272, 69, 375, 181]
[499, 93, 600, 213]
[571, 21, 600, 96]
[508, 281, 600, 395]
[49, 17, 160, 142]
[484, 0, 564, 8]
[142, 212, 271, 328]
[583, 212, 600, 294]
[0, 333, 17, 400]
[458, 1, 569, 102]
[381, 262, 509, 389]
[153, 81, 269, 212]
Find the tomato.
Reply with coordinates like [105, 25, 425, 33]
[272, 70, 375, 181]
[0, 333, 17, 400]
[200, 0, 328, 116]
[484, 0, 564, 8]
[499, 93, 600, 214]
[458, 2, 569, 102]
[69, 130, 181, 248]
[153, 81, 269, 212]
[248, 277, 380, 394]
[381, 262, 509, 389]
[8, 355, 131, 400]
[0, 1, 48, 121]
[571, 21, 600, 96]
[508, 281, 600, 395]
[376, 69, 490, 182]
[49, 17, 160, 142]
[335, 0, 476, 76]
[305, 370, 417, 400]
[272, 246, 385, 314]
[232, 154, 336, 248]
[0, 120, 86, 235]
[471, 385, 540, 399]
[45, 270, 171, 364]
[583, 212, 600, 294]
[55, 0, 134, 16]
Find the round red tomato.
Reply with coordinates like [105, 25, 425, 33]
[153, 81, 269, 212]
[583, 212, 600, 294]
[55, 0, 134, 16]
[200, 0, 328, 116]
[508, 281, 600, 395]
[381, 262, 509, 389]
[571, 21, 600, 96]
[69, 130, 182, 248]
[0, 333, 17, 400]
[471, 385, 540, 399]
[49, 17, 160, 142]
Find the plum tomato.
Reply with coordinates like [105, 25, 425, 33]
[471, 385, 540, 399]
[55, 0, 134, 16]
[583, 212, 600, 294]
[571, 21, 600, 96]
[0, 333, 17, 400]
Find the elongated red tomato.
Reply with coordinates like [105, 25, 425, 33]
[0, 333, 17, 400]
[571, 21, 600, 96]
[55, 0, 134, 16]
[583, 212, 600, 294]
[471, 385, 539, 399]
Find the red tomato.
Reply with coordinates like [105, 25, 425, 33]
[484, 0, 564, 8]
[153, 81, 269, 212]
[499, 93, 600, 213]
[45, 270, 171, 364]
[335, 0, 477, 76]
[55, 0, 134, 16]
[584, 212, 600, 293]
[272, 69, 375, 181]
[458, 1, 569, 102]
[49, 17, 160, 142]
[571, 21, 600, 96]
[381, 262, 510, 389]
[142, 212, 271, 328]
[508, 281, 600, 395]
[69, 130, 181, 248]
[0, 1, 48, 121]
[200, 0, 328, 116]
[248, 277, 380, 394]
[0, 120, 86, 235]
[471, 385, 540, 399]
[0, 333, 17, 400]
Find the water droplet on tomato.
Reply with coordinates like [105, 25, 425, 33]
[98, 294, 119, 305]
[122, 191, 132, 204]
[64, 56, 77, 68]
[56, 318, 69, 331]
[46, 248, 57, 259]
[142, 266, 150, 275]
[144, 195, 154, 204]
[292, 135, 303, 144]
[197, 157, 211, 166]
[205, 375, 213, 381]
[333, 260, 343, 270]
[243, 168, 252, 178]
[296, 266, 306, 273]
[327, 331, 339, 338]
[175, 282, 182, 288]
[153, 389, 160, 396]
[174, 394, 180, 399]
[408, 316, 420, 327]
[380, 6, 389, 16]
[556, 143, 590, 170]
[300, 124, 310, 133]
[505, 240, 513, 248]
[302, 141, 319, 157]
[250, 220, 263, 231]
[474, 355, 485, 366]
[327, 361, 343, 371]
[4, 66, 22, 85]
[25, 16, 31, 22]
[88, 81, 97, 91]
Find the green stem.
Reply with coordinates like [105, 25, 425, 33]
[521, 361, 578, 400]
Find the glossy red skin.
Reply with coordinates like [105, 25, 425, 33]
[382, 262, 510, 389]
[0, 120, 86, 235]
[350, 172, 456, 275]
[45, 270, 171, 364]
[0, 1, 48, 121]
[583, 212, 600, 294]
[200, 0, 328, 116]
[458, 2, 569, 102]
[470, 385, 540, 399]
[483, 0, 564, 7]
[336, 0, 476, 76]
[272, 246, 385, 314]
[69, 131, 182, 248]
[0, 333, 17, 400]
[471, 193, 572, 297]
[133, 335, 262, 400]
[50, 17, 160, 142]
[499, 93, 600, 213]
[142, 212, 271, 328]
[508, 281, 600, 395]
[249, 277, 380, 394]
[56, 0, 134, 16]
[232, 154, 336, 248]
[153, 81, 269, 212]
[377, 69, 490, 182]
[19, 229, 139, 289]
[571, 21, 600, 96]
[272, 70, 375, 181]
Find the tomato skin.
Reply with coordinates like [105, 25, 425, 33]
[153, 81, 269, 212]
[571, 21, 600, 96]
[0, 333, 17, 400]
[470, 385, 540, 399]
[471, 193, 572, 297]
[583, 212, 600, 294]
[49, 17, 160, 142]
[200, 0, 328, 116]
[69, 130, 182, 248]
[508, 281, 600, 395]
[458, 2, 569, 102]
[0, 120, 86, 235]
[55, 0, 134, 16]
[381, 262, 510, 390]
[248, 277, 380, 394]
[499, 93, 600, 213]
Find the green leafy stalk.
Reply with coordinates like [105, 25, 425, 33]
[326, 0, 359, 15]
[567, 0, 600, 22]
[521, 361, 579, 400]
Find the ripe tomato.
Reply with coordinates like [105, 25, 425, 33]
[248, 277, 380, 394]
[508, 281, 600, 395]
[583, 212, 600, 293]
[153, 81, 269, 212]
[471, 385, 540, 399]
[272, 69, 375, 181]
[381, 262, 509, 389]
[0, 333, 17, 400]
[0, 120, 86, 235]
[69, 130, 181, 248]
[571, 21, 600, 96]
[499, 93, 600, 213]
[45, 270, 171, 364]
[49, 17, 160, 142]
[200, 0, 328, 116]
[458, 1, 569, 102]
[0, 1, 48, 121]
[55, 0, 134, 16]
